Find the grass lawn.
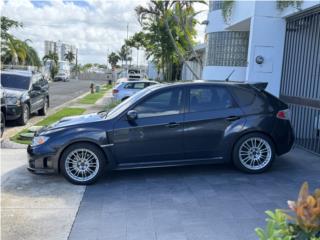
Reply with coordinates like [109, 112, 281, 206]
[78, 85, 112, 104]
[11, 107, 86, 145]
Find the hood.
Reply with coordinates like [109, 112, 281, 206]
[4, 88, 25, 98]
[49, 113, 104, 129]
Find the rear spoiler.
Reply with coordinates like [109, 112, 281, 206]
[250, 82, 268, 91]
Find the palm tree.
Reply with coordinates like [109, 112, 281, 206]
[4, 36, 27, 65]
[64, 50, 75, 63]
[125, 31, 144, 67]
[108, 52, 120, 68]
[135, 0, 206, 80]
[43, 51, 59, 79]
[118, 45, 131, 67]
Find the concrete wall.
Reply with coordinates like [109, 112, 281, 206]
[203, 0, 320, 96]
[75, 72, 113, 81]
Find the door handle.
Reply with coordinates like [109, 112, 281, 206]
[165, 122, 180, 128]
[226, 116, 240, 121]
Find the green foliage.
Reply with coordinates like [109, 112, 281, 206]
[256, 210, 294, 240]
[276, 0, 303, 10]
[135, 0, 205, 81]
[1, 17, 40, 67]
[256, 182, 320, 240]
[222, 0, 235, 23]
[64, 50, 75, 63]
[43, 51, 59, 79]
[118, 45, 131, 66]
[78, 85, 111, 104]
[108, 52, 120, 67]
[10, 108, 86, 145]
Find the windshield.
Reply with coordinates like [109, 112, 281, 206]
[1, 74, 31, 90]
[106, 87, 152, 119]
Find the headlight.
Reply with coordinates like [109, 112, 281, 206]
[6, 97, 21, 106]
[31, 136, 49, 146]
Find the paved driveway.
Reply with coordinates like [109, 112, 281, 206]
[69, 148, 320, 240]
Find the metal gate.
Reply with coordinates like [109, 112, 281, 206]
[280, 6, 320, 154]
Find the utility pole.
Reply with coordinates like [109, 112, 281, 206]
[75, 48, 78, 80]
[126, 23, 129, 69]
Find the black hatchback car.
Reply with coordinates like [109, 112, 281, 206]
[1, 70, 49, 125]
[28, 81, 294, 185]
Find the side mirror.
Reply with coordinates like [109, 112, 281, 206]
[126, 110, 138, 121]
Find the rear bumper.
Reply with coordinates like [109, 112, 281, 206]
[272, 120, 295, 155]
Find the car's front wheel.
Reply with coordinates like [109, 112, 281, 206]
[233, 133, 275, 173]
[18, 104, 29, 125]
[60, 143, 106, 185]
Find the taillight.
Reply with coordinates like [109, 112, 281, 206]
[277, 109, 291, 120]
[112, 89, 119, 95]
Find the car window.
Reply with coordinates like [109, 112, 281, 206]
[231, 87, 256, 107]
[0, 73, 31, 90]
[133, 83, 145, 89]
[189, 86, 234, 112]
[124, 83, 134, 89]
[134, 88, 183, 118]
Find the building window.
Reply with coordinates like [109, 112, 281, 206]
[206, 31, 249, 67]
[209, 1, 223, 11]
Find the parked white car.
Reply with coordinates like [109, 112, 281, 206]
[112, 80, 158, 101]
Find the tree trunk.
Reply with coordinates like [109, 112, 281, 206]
[164, 18, 200, 79]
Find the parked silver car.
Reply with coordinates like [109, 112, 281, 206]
[112, 80, 158, 101]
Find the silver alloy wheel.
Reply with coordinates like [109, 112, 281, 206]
[239, 137, 272, 170]
[65, 148, 100, 182]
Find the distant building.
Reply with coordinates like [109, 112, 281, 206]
[44, 40, 76, 62]
[44, 41, 57, 55]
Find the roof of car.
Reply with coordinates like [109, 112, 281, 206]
[121, 80, 158, 84]
[1, 69, 41, 77]
[147, 80, 268, 91]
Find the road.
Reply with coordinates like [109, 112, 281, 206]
[49, 79, 105, 108]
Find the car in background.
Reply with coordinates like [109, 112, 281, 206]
[112, 80, 158, 101]
[0, 85, 6, 137]
[28, 81, 294, 185]
[1, 70, 50, 125]
[53, 61, 70, 82]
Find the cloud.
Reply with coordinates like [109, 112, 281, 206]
[2, 0, 207, 65]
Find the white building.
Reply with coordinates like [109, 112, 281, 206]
[181, 43, 206, 80]
[44, 40, 76, 62]
[203, 1, 320, 154]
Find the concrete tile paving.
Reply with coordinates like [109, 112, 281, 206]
[69, 147, 320, 240]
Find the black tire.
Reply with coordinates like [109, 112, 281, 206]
[18, 104, 29, 125]
[60, 143, 106, 185]
[38, 98, 48, 116]
[233, 133, 275, 173]
[1, 111, 5, 137]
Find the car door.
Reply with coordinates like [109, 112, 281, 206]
[183, 85, 244, 160]
[29, 77, 42, 112]
[112, 87, 185, 165]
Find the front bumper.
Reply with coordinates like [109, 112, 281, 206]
[6, 105, 22, 120]
[27, 145, 59, 174]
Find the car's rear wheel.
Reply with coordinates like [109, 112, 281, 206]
[233, 133, 275, 173]
[18, 104, 29, 125]
[38, 98, 48, 116]
[60, 143, 106, 185]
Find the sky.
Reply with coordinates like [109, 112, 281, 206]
[1, 0, 208, 65]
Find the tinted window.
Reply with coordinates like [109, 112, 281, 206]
[189, 86, 234, 112]
[231, 87, 256, 106]
[133, 83, 145, 89]
[134, 88, 183, 118]
[124, 83, 134, 89]
[1, 74, 31, 90]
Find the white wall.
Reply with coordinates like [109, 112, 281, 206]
[203, 66, 247, 81]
